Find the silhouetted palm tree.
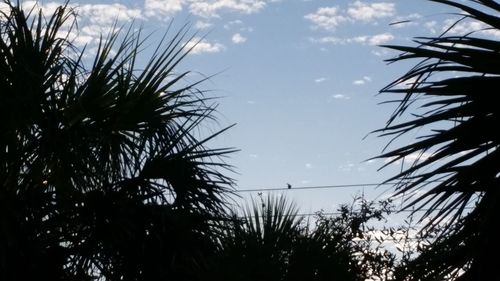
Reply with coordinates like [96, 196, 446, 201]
[213, 196, 303, 281]
[375, 0, 500, 279]
[211, 195, 393, 281]
[0, 1, 235, 280]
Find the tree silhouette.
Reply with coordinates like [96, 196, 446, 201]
[375, 0, 500, 279]
[210, 195, 396, 281]
[0, 1, 235, 280]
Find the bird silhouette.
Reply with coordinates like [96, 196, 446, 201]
[287, 183, 292, 189]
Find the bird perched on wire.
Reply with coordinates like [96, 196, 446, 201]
[287, 183, 292, 189]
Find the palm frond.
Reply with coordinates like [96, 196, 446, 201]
[376, 0, 500, 279]
[0, 1, 235, 279]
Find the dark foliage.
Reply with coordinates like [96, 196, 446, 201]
[209, 195, 396, 281]
[0, 1, 235, 280]
[375, 0, 500, 279]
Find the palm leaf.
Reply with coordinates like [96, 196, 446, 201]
[0, 1, 235, 280]
[375, 0, 500, 279]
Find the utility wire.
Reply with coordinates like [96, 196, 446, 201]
[234, 181, 442, 193]
[236, 183, 388, 193]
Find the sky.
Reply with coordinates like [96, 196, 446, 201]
[10, 0, 494, 216]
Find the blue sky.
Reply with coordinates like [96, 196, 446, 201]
[14, 0, 492, 213]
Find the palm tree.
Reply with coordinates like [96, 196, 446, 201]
[375, 0, 500, 279]
[211, 195, 394, 281]
[213, 195, 303, 281]
[0, 1, 235, 280]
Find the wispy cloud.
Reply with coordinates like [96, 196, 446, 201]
[144, 0, 182, 18]
[185, 38, 225, 54]
[195, 20, 213, 29]
[314, 77, 327, 83]
[424, 20, 438, 34]
[189, 0, 266, 18]
[305, 1, 395, 31]
[79, 3, 143, 25]
[0, 2, 9, 13]
[23, 0, 271, 52]
[353, 76, 372, 85]
[145, 0, 271, 19]
[304, 7, 347, 31]
[310, 36, 367, 45]
[368, 32, 394, 45]
[347, 1, 395, 22]
[332, 94, 350, 100]
[384, 152, 433, 165]
[442, 18, 500, 38]
[224, 19, 243, 29]
[232, 33, 247, 44]
[310, 32, 393, 46]
[21, 1, 145, 48]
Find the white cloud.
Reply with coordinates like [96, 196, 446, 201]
[310, 36, 341, 44]
[78, 3, 143, 26]
[306, 1, 395, 31]
[425, 20, 437, 34]
[314, 77, 327, 83]
[353, 76, 371, 85]
[229, 19, 243, 25]
[305, 163, 313, 169]
[310, 32, 393, 46]
[240, 26, 254, 32]
[347, 1, 395, 22]
[224, 19, 243, 29]
[189, 0, 266, 18]
[0, 2, 9, 13]
[443, 18, 500, 38]
[21, 1, 61, 16]
[304, 7, 347, 31]
[185, 38, 225, 54]
[384, 152, 433, 165]
[372, 48, 390, 57]
[231, 33, 247, 44]
[195, 20, 213, 29]
[406, 152, 432, 162]
[394, 76, 418, 89]
[72, 34, 94, 46]
[332, 94, 350, 100]
[310, 36, 367, 45]
[18, 2, 143, 47]
[144, 0, 183, 18]
[368, 32, 394, 45]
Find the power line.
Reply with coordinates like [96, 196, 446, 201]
[235, 183, 391, 193]
[234, 181, 442, 193]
